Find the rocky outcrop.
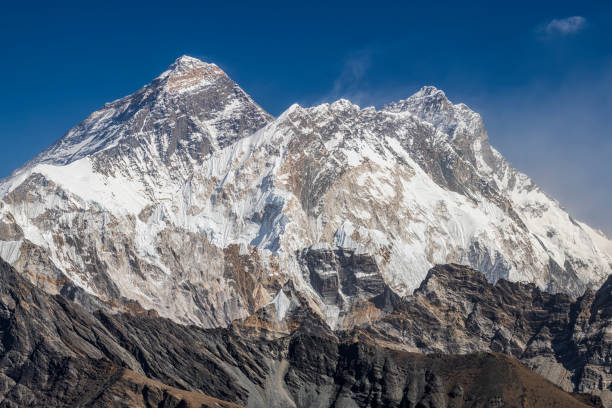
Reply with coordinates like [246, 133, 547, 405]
[299, 247, 388, 328]
[302, 247, 386, 304]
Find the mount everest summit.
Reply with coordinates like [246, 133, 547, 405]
[0, 55, 610, 330]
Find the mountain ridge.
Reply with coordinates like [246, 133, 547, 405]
[0, 55, 609, 331]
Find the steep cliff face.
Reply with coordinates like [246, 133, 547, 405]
[0, 258, 603, 408]
[384, 87, 612, 295]
[0, 56, 610, 330]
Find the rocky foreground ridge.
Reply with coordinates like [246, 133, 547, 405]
[0, 257, 608, 407]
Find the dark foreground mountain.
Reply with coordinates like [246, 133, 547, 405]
[0, 257, 606, 407]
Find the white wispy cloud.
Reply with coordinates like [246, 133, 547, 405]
[544, 16, 587, 36]
[322, 50, 372, 105]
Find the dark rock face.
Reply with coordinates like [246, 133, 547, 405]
[0, 257, 605, 407]
[0, 255, 257, 407]
[302, 247, 386, 305]
[363, 264, 612, 405]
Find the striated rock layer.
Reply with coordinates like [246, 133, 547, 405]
[0, 257, 605, 408]
[0, 55, 610, 331]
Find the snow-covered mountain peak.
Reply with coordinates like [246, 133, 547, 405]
[21, 57, 272, 170]
[169, 54, 208, 69]
[384, 86, 486, 144]
[329, 98, 360, 112]
[155, 55, 228, 93]
[413, 85, 448, 98]
[386, 85, 452, 114]
[159, 55, 218, 77]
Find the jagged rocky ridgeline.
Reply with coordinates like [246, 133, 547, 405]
[0, 55, 610, 331]
[0, 258, 607, 407]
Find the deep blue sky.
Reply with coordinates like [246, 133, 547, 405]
[1, 1, 611, 234]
